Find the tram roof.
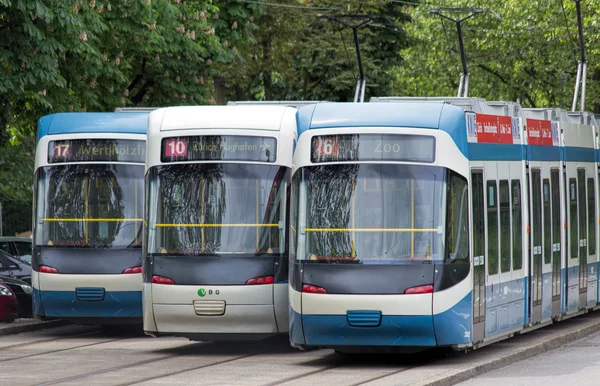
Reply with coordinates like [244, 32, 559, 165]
[37, 112, 149, 141]
[297, 102, 467, 145]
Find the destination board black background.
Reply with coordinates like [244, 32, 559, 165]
[48, 139, 146, 163]
[161, 135, 277, 163]
[310, 134, 435, 163]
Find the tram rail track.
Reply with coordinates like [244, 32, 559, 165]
[0, 336, 135, 363]
[0, 328, 101, 351]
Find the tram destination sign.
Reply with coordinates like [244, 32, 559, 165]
[311, 134, 435, 163]
[161, 135, 277, 163]
[48, 139, 146, 163]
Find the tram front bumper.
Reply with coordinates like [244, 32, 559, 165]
[33, 273, 142, 321]
[150, 283, 278, 339]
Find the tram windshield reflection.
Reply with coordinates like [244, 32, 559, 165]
[35, 164, 144, 248]
[294, 164, 458, 264]
[147, 163, 287, 256]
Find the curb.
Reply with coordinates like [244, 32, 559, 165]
[0, 319, 69, 336]
[420, 317, 600, 386]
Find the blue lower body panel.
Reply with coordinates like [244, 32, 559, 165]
[33, 289, 142, 321]
[301, 312, 436, 347]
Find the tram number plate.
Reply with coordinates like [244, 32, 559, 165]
[165, 138, 188, 157]
[314, 137, 339, 157]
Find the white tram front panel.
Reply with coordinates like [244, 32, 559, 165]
[143, 106, 296, 340]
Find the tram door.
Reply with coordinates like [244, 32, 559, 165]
[585, 169, 597, 307]
[564, 166, 583, 313]
[550, 169, 562, 317]
[529, 169, 543, 324]
[471, 170, 486, 343]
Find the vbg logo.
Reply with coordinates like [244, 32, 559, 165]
[197, 288, 219, 297]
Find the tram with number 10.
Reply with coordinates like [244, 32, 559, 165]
[32, 111, 150, 328]
[143, 105, 296, 340]
[288, 98, 600, 352]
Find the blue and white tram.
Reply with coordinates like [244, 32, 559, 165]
[143, 105, 297, 340]
[289, 98, 600, 352]
[32, 112, 150, 327]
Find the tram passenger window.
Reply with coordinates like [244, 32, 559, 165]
[511, 180, 522, 270]
[587, 178, 596, 255]
[499, 180, 510, 272]
[569, 178, 578, 259]
[446, 171, 468, 262]
[543, 179, 551, 264]
[487, 181, 498, 275]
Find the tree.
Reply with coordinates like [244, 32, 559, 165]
[392, 0, 600, 112]
[219, 0, 412, 102]
[0, 0, 258, 143]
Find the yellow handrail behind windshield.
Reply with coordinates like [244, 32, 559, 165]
[305, 228, 437, 232]
[155, 223, 278, 227]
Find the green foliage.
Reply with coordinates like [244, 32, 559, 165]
[219, 0, 412, 102]
[393, 0, 600, 111]
[0, 0, 257, 142]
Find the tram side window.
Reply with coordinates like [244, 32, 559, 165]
[543, 179, 551, 264]
[499, 180, 510, 272]
[569, 178, 578, 259]
[446, 171, 468, 262]
[587, 178, 596, 256]
[487, 181, 499, 275]
[512, 180, 522, 270]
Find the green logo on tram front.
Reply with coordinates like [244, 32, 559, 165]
[198, 288, 206, 297]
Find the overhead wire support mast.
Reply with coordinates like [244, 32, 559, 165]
[415, 8, 501, 97]
[311, 14, 398, 103]
[571, 0, 587, 112]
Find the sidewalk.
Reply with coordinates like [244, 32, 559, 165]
[0, 318, 68, 336]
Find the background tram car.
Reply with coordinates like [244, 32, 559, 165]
[289, 98, 600, 352]
[143, 105, 297, 341]
[32, 111, 150, 328]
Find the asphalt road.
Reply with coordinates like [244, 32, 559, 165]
[3, 313, 600, 386]
[457, 329, 600, 386]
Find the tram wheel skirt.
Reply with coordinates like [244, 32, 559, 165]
[302, 314, 437, 347]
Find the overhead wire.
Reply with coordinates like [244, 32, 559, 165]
[235, 0, 340, 11]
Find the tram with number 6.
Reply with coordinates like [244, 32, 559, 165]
[32, 111, 151, 329]
[288, 98, 600, 352]
[143, 105, 296, 340]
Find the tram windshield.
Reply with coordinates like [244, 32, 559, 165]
[292, 164, 468, 264]
[35, 164, 144, 248]
[147, 164, 287, 256]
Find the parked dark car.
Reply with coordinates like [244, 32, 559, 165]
[0, 275, 32, 318]
[0, 249, 31, 284]
[0, 283, 18, 323]
[0, 237, 32, 264]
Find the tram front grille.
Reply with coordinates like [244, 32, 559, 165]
[193, 300, 226, 316]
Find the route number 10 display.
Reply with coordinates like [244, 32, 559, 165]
[165, 138, 188, 157]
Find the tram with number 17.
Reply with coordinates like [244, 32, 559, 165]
[143, 105, 296, 340]
[288, 98, 600, 352]
[32, 111, 151, 328]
